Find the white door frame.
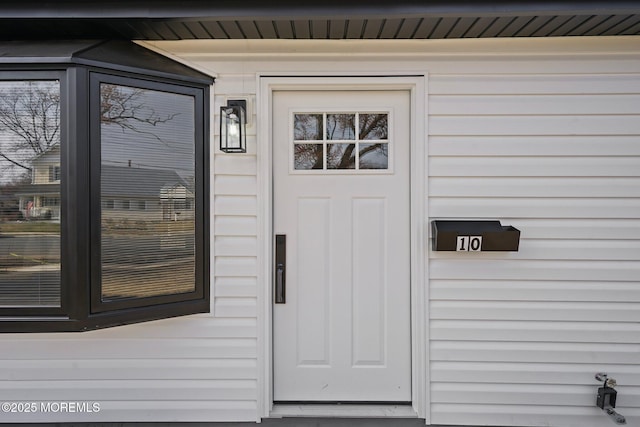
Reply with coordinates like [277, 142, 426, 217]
[256, 74, 428, 421]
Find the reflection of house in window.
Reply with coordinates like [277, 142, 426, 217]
[133, 200, 146, 210]
[101, 165, 194, 222]
[15, 146, 194, 223]
[49, 165, 60, 182]
[16, 144, 61, 220]
[160, 183, 193, 221]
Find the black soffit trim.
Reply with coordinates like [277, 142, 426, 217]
[2, 1, 640, 19]
[0, 16, 637, 40]
[0, 2, 639, 40]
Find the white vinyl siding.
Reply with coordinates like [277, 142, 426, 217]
[428, 71, 640, 426]
[0, 317, 258, 422]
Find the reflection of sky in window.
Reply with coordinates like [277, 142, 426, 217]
[100, 86, 195, 183]
[359, 143, 388, 169]
[0, 83, 196, 186]
[326, 114, 355, 140]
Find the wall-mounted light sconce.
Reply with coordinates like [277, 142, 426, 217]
[220, 99, 247, 153]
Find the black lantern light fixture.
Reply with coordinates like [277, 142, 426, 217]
[220, 99, 247, 153]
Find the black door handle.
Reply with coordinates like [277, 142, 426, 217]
[275, 234, 286, 304]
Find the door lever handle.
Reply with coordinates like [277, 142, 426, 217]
[276, 263, 285, 304]
[275, 235, 286, 304]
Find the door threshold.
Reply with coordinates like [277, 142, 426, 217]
[270, 403, 418, 418]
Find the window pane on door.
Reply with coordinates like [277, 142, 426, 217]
[292, 111, 390, 172]
[359, 143, 388, 170]
[0, 80, 61, 307]
[327, 143, 356, 169]
[100, 83, 196, 301]
[294, 144, 323, 170]
[326, 114, 355, 140]
[294, 114, 323, 140]
[359, 114, 388, 140]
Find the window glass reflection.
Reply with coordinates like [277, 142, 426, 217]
[294, 144, 323, 170]
[294, 114, 323, 140]
[359, 143, 388, 169]
[327, 144, 356, 169]
[292, 111, 390, 172]
[359, 114, 388, 140]
[100, 83, 196, 301]
[327, 114, 355, 140]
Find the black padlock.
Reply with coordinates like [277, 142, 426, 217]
[597, 386, 617, 409]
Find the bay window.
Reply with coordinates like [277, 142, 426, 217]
[0, 41, 212, 332]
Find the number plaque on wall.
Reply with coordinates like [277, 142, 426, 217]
[431, 220, 520, 252]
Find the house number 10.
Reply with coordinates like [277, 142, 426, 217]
[456, 236, 483, 252]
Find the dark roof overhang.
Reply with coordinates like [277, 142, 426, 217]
[0, 40, 214, 85]
[0, 1, 638, 40]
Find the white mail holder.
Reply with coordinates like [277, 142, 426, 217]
[431, 220, 520, 252]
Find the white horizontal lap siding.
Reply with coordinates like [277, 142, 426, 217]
[211, 80, 260, 419]
[429, 70, 640, 427]
[0, 318, 258, 422]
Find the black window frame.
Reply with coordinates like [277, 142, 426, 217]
[89, 72, 207, 314]
[0, 59, 210, 333]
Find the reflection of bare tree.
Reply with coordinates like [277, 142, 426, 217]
[0, 82, 60, 172]
[294, 114, 322, 140]
[0, 82, 179, 178]
[359, 114, 388, 140]
[324, 143, 385, 169]
[294, 113, 388, 170]
[294, 144, 323, 169]
[327, 114, 355, 140]
[327, 144, 355, 169]
[330, 114, 387, 169]
[359, 143, 388, 169]
[100, 84, 179, 142]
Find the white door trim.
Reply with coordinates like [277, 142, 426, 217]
[256, 74, 428, 422]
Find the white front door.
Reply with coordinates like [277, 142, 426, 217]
[273, 89, 411, 402]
